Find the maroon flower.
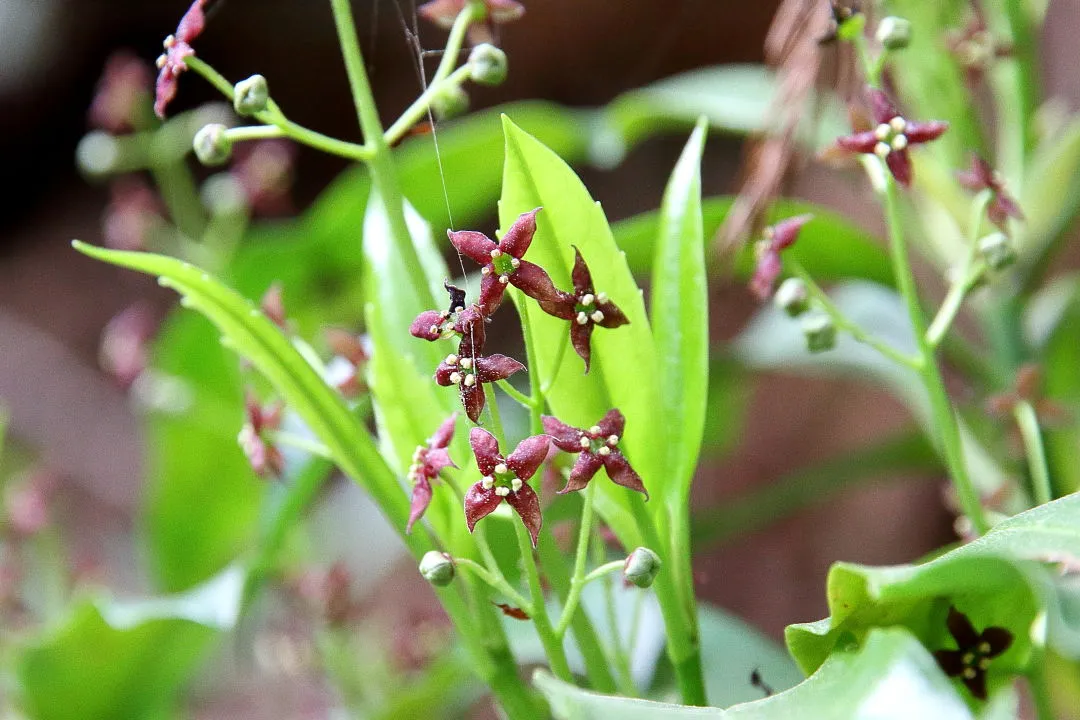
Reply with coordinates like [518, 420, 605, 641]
[154, 0, 207, 118]
[541, 410, 648, 499]
[418, 0, 524, 28]
[945, 15, 1012, 87]
[99, 302, 157, 389]
[231, 139, 297, 217]
[536, 247, 629, 372]
[435, 345, 524, 423]
[835, 89, 948, 187]
[463, 428, 548, 546]
[324, 328, 369, 398]
[957, 155, 1023, 230]
[261, 282, 288, 331]
[406, 414, 459, 534]
[933, 606, 1012, 700]
[102, 178, 164, 252]
[749, 215, 813, 300]
[89, 51, 153, 133]
[410, 283, 485, 349]
[448, 209, 562, 315]
[238, 390, 284, 478]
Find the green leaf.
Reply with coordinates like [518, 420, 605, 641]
[16, 601, 214, 720]
[611, 198, 894, 288]
[535, 627, 1002, 718]
[1042, 282, 1080, 496]
[651, 119, 709, 506]
[1017, 116, 1080, 281]
[71, 242, 413, 540]
[498, 115, 663, 547]
[786, 493, 1080, 678]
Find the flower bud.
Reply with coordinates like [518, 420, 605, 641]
[774, 278, 810, 317]
[76, 131, 121, 177]
[431, 84, 469, 121]
[623, 547, 662, 588]
[233, 74, 270, 116]
[801, 313, 836, 353]
[468, 44, 509, 86]
[193, 123, 232, 166]
[876, 16, 913, 51]
[418, 551, 455, 586]
[978, 232, 1016, 271]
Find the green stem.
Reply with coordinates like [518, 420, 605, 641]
[926, 190, 993, 349]
[496, 380, 534, 410]
[540, 332, 570, 395]
[515, 294, 545, 435]
[1014, 400, 1053, 505]
[271, 431, 335, 460]
[582, 560, 625, 585]
[554, 484, 596, 638]
[455, 558, 531, 609]
[224, 125, 286, 142]
[787, 258, 922, 369]
[384, 3, 479, 145]
[880, 169, 991, 535]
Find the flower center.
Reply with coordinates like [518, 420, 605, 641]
[479, 461, 523, 496]
[444, 354, 478, 387]
[579, 426, 619, 456]
[574, 292, 607, 326]
[872, 117, 909, 158]
[490, 249, 520, 278]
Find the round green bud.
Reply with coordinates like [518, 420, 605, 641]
[419, 551, 455, 587]
[876, 16, 913, 51]
[468, 44, 509, 86]
[801, 313, 836, 353]
[623, 547, 662, 588]
[774, 278, 810, 317]
[193, 123, 232, 166]
[233, 74, 270, 116]
[76, 131, 121, 177]
[200, 173, 247, 216]
[978, 232, 1016, 271]
[431, 84, 470, 121]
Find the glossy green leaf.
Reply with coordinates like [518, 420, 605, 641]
[498, 115, 663, 547]
[535, 627, 1005, 719]
[611, 198, 894, 288]
[787, 492, 1080, 678]
[651, 119, 708, 507]
[16, 601, 213, 720]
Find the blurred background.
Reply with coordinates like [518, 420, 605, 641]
[2, 0, 1079, 716]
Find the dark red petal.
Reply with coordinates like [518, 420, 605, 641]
[542, 416, 585, 451]
[571, 246, 594, 295]
[835, 131, 880, 154]
[962, 670, 988, 701]
[770, 214, 813, 251]
[464, 482, 503, 532]
[475, 354, 525, 382]
[461, 382, 486, 422]
[981, 627, 1014, 658]
[175, 0, 207, 43]
[987, 199, 1008, 229]
[594, 300, 630, 329]
[443, 281, 467, 314]
[570, 321, 594, 373]
[154, 67, 180, 119]
[406, 476, 433, 534]
[505, 483, 542, 547]
[932, 649, 966, 677]
[477, 272, 507, 316]
[597, 409, 626, 438]
[244, 389, 263, 430]
[510, 261, 563, 304]
[868, 88, 900, 125]
[494, 602, 530, 620]
[905, 120, 949, 144]
[423, 447, 456, 475]
[429, 413, 457, 449]
[434, 362, 457, 386]
[499, 208, 540, 258]
[537, 291, 577, 321]
[946, 607, 980, 648]
[603, 452, 649, 499]
[957, 156, 994, 190]
[470, 427, 501, 475]
[994, 193, 1024, 222]
[506, 435, 551, 481]
[750, 251, 782, 300]
[561, 452, 603, 493]
[455, 306, 487, 357]
[886, 149, 913, 188]
[410, 310, 446, 341]
[417, 0, 461, 29]
[487, 0, 526, 24]
[448, 229, 498, 265]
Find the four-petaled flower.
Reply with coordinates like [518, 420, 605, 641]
[463, 428, 548, 546]
[932, 606, 1013, 701]
[410, 282, 486, 350]
[435, 344, 524, 423]
[957, 155, 1023, 231]
[418, 0, 525, 29]
[406, 414, 458, 534]
[537, 247, 629, 372]
[238, 390, 284, 478]
[154, 0, 207, 118]
[836, 89, 948, 187]
[448, 208, 562, 315]
[749, 215, 813, 300]
[541, 410, 648, 499]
